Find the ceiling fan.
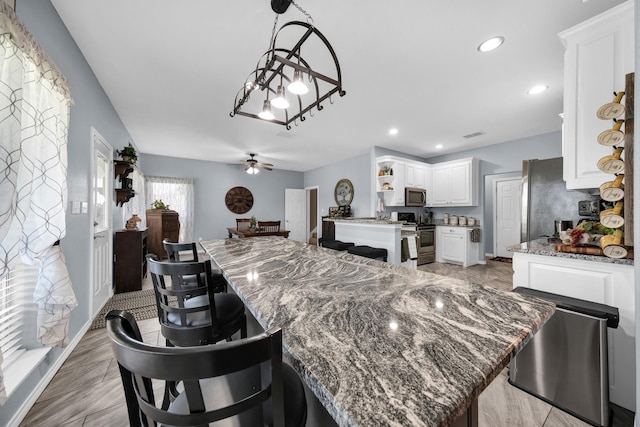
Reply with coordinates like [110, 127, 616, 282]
[243, 153, 273, 174]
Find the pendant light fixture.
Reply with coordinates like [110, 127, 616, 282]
[230, 0, 345, 129]
[258, 100, 275, 120]
[271, 74, 290, 109]
[287, 69, 308, 95]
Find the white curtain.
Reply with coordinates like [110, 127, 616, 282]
[0, 3, 75, 404]
[122, 167, 147, 228]
[145, 176, 194, 242]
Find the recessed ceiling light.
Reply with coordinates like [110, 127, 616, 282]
[477, 36, 504, 53]
[527, 85, 549, 95]
[388, 128, 398, 136]
[435, 144, 443, 149]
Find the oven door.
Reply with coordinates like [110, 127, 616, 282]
[418, 227, 435, 252]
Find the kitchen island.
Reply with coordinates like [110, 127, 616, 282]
[509, 240, 635, 411]
[200, 236, 555, 426]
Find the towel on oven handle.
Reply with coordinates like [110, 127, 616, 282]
[470, 228, 481, 243]
[401, 236, 419, 261]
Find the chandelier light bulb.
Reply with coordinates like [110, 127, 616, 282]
[271, 85, 290, 109]
[257, 100, 275, 120]
[288, 70, 309, 95]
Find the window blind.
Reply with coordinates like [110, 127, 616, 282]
[0, 262, 39, 369]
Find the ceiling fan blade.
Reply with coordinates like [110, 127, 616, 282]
[258, 165, 273, 171]
[256, 162, 273, 167]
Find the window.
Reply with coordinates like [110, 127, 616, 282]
[0, 262, 48, 402]
[146, 176, 195, 242]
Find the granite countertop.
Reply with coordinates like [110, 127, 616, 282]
[508, 238, 633, 266]
[328, 217, 404, 225]
[200, 237, 555, 427]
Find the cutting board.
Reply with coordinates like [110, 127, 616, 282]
[555, 244, 634, 259]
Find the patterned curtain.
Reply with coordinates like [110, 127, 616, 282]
[0, 3, 75, 403]
[145, 176, 195, 242]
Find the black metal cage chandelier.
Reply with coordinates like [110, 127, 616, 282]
[230, 0, 346, 129]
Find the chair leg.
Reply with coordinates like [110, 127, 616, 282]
[242, 313, 247, 338]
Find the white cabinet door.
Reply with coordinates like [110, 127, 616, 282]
[391, 162, 406, 206]
[432, 164, 450, 205]
[438, 227, 465, 263]
[449, 161, 471, 205]
[405, 162, 426, 188]
[559, 2, 634, 189]
[405, 163, 416, 187]
[414, 164, 425, 188]
[431, 158, 477, 207]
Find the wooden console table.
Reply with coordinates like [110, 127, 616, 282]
[227, 227, 290, 239]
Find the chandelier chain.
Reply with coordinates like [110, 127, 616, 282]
[268, 14, 279, 51]
[291, 0, 313, 25]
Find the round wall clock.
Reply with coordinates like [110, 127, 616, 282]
[225, 186, 254, 214]
[334, 179, 354, 206]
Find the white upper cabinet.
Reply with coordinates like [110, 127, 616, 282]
[405, 162, 426, 188]
[559, 1, 634, 190]
[431, 158, 478, 207]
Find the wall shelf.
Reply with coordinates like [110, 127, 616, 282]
[114, 160, 136, 206]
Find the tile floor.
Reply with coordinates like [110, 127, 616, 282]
[19, 258, 633, 426]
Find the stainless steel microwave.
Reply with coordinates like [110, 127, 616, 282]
[405, 187, 426, 207]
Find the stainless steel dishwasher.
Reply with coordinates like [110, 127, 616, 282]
[508, 287, 619, 427]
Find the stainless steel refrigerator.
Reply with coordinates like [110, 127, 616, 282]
[520, 157, 597, 242]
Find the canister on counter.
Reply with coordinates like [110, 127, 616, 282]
[450, 215, 459, 225]
[443, 213, 449, 225]
[459, 216, 467, 226]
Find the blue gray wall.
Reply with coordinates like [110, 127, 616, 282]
[304, 152, 371, 219]
[2, 1, 137, 425]
[140, 154, 304, 240]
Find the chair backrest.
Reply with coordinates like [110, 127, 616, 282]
[236, 218, 251, 231]
[147, 254, 221, 346]
[106, 310, 286, 427]
[258, 220, 281, 233]
[161, 240, 226, 293]
[163, 238, 198, 262]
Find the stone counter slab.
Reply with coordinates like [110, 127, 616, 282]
[200, 237, 555, 427]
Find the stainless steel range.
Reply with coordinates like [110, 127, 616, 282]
[398, 213, 435, 265]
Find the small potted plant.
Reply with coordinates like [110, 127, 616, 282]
[249, 215, 257, 231]
[117, 143, 138, 164]
[151, 199, 170, 210]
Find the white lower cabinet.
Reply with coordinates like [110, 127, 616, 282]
[512, 252, 635, 411]
[436, 226, 479, 267]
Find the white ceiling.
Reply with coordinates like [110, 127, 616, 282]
[50, 0, 626, 172]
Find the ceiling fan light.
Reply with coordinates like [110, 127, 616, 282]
[271, 85, 290, 109]
[257, 100, 275, 120]
[288, 70, 309, 95]
[246, 166, 259, 174]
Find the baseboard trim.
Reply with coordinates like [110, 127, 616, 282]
[7, 320, 92, 427]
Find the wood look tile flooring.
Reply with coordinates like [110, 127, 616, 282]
[20, 258, 632, 426]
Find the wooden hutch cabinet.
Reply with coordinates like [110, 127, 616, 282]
[114, 229, 147, 293]
[146, 209, 180, 258]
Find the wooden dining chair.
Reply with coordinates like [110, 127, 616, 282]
[163, 238, 226, 292]
[146, 255, 246, 347]
[258, 220, 281, 233]
[106, 310, 307, 427]
[236, 218, 252, 231]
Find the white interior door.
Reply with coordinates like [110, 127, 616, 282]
[285, 189, 306, 242]
[91, 128, 113, 316]
[494, 178, 521, 258]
